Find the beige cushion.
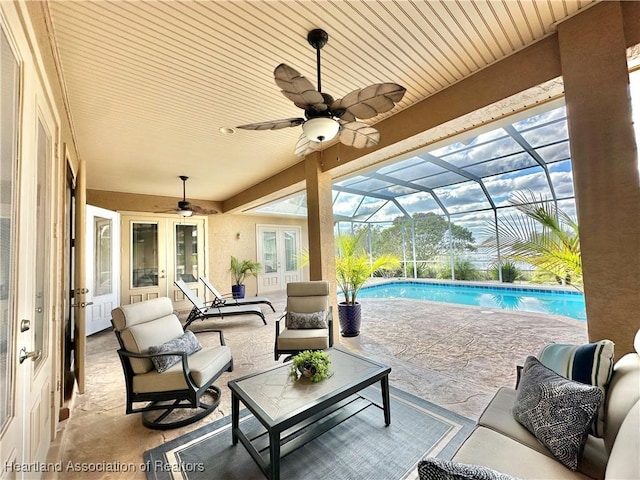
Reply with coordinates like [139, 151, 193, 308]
[112, 298, 185, 374]
[132, 345, 231, 393]
[605, 400, 640, 480]
[287, 281, 330, 314]
[119, 314, 184, 374]
[453, 427, 591, 479]
[603, 353, 640, 453]
[478, 387, 607, 479]
[112, 297, 173, 331]
[276, 328, 330, 350]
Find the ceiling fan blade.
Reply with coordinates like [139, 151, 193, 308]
[332, 83, 406, 120]
[339, 122, 380, 149]
[274, 64, 327, 111]
[294, 133, 321, 157]
[236, 117, 305, 131]
[191, 204, 218, 215]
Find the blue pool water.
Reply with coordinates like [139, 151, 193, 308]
[358, 281, 586, 321]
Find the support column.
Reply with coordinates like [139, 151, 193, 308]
[305, 153, 338, 337]
[558, 1, 640, 356]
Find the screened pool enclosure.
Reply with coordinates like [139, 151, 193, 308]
[253, 101, 578, 283]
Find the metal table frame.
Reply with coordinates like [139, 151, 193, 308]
[228, 348, 391, 480]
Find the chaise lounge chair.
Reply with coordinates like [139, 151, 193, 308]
[175, 279, 267, 329]
[199, 276, 275, 312]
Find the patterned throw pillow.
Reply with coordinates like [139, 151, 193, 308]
[512, 356, 603, 471]
[538, 339, 614, 437]
[147, 330, 202, 373]
[286, 311, 328, 329]
[417, 458, 519, 480]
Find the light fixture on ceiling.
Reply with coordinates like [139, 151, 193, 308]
[301, 117, 340, 142]
[219, 126, 236, 135]
[178, 207, 193, 217]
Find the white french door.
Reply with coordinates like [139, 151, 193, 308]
[1, 4, 59, 471]
[256, 225, 302, 293]
[120, 214, 207, 309]
[85, 205, 120, 335]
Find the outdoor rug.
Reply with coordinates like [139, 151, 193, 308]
[143, 385, 475, 480]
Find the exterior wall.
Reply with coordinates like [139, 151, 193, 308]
[207, 213, 308, 297]
[88, 187, 309, 299]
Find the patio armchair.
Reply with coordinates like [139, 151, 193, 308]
[111, 297, 233, 429]
[199, 275, 275, 312]
[274, 280, 333, 361]
[175, 279, 267, 329]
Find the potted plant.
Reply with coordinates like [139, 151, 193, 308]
[229, 256, 262, 299]
[335, 232, 400, 336]
[290, 350, 331, 383]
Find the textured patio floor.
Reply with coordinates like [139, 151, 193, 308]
[50, 288, 587, 479]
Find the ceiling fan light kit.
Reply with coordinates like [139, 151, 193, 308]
[236, 28, 405, 157]
[302, 117, 340, 142]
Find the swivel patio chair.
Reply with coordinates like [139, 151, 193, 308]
[175, 279, 267, 329]
[274, 280, 333, 361]
[111, 297, 233, 429]
[200, 275, 275, 312]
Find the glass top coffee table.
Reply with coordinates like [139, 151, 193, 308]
[228, 347, 391, 480]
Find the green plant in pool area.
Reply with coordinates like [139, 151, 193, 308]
[290, 350, 331, 383]
[483, 191, 582, 291]
[335, 232, 401, 305]
[438, 259, 480, 281]
[489, 260, 522, 283]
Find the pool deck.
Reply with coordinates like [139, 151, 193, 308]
[50, 284, 587, 479]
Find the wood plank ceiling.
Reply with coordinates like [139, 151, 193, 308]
[45, 0, 596, 203]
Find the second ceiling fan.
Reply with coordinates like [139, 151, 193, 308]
[237, 28, 406, 157]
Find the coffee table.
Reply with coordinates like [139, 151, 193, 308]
[228, 347, 391, 480]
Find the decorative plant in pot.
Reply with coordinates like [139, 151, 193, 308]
[335, 232, 400, 337]
[229, 256, 262, 299]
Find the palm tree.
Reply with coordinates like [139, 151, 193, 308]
[487, 191, 582, 291]
[335, 232, 401, 305]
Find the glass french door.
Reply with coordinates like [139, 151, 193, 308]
[85, 205, 120, 335]
[1, 9, 59, 470]
[256, 225, 302, 293]
[121, 214, 207, 308]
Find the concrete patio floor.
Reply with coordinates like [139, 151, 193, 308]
[50, 288, 587, 479]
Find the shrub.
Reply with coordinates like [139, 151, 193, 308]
[437, 259, 480, 281]
[489, 260, 522, 283]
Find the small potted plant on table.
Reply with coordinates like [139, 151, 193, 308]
[290, 350, 331, 383]
[229, 256, 262, 299]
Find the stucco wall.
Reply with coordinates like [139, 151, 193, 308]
[207, 213, 308, 296]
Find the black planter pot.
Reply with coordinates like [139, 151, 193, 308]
[231, 284, 245, 299]
[338, 302, 361, 337]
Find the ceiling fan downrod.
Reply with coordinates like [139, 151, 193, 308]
[179, 175, 188, 201]
[307, 28, 328, 93]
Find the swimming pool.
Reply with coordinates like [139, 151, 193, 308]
[358, 281, 586, 321]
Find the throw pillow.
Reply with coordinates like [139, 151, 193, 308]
[147, 330, 202, 373]
[512, 356, 603, 471]
[417, 458, 519, 480]
[538, 339, 614, 437]
[286, 311, 328, 329]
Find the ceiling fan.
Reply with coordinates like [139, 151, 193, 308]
[159, 176, 218, 217]
[236, 28, 406, 157]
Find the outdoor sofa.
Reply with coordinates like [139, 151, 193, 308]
[421, 329, 640, 479]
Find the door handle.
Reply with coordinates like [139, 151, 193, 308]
[71, 302, 94, 308]
[19, 347, 41, 364]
